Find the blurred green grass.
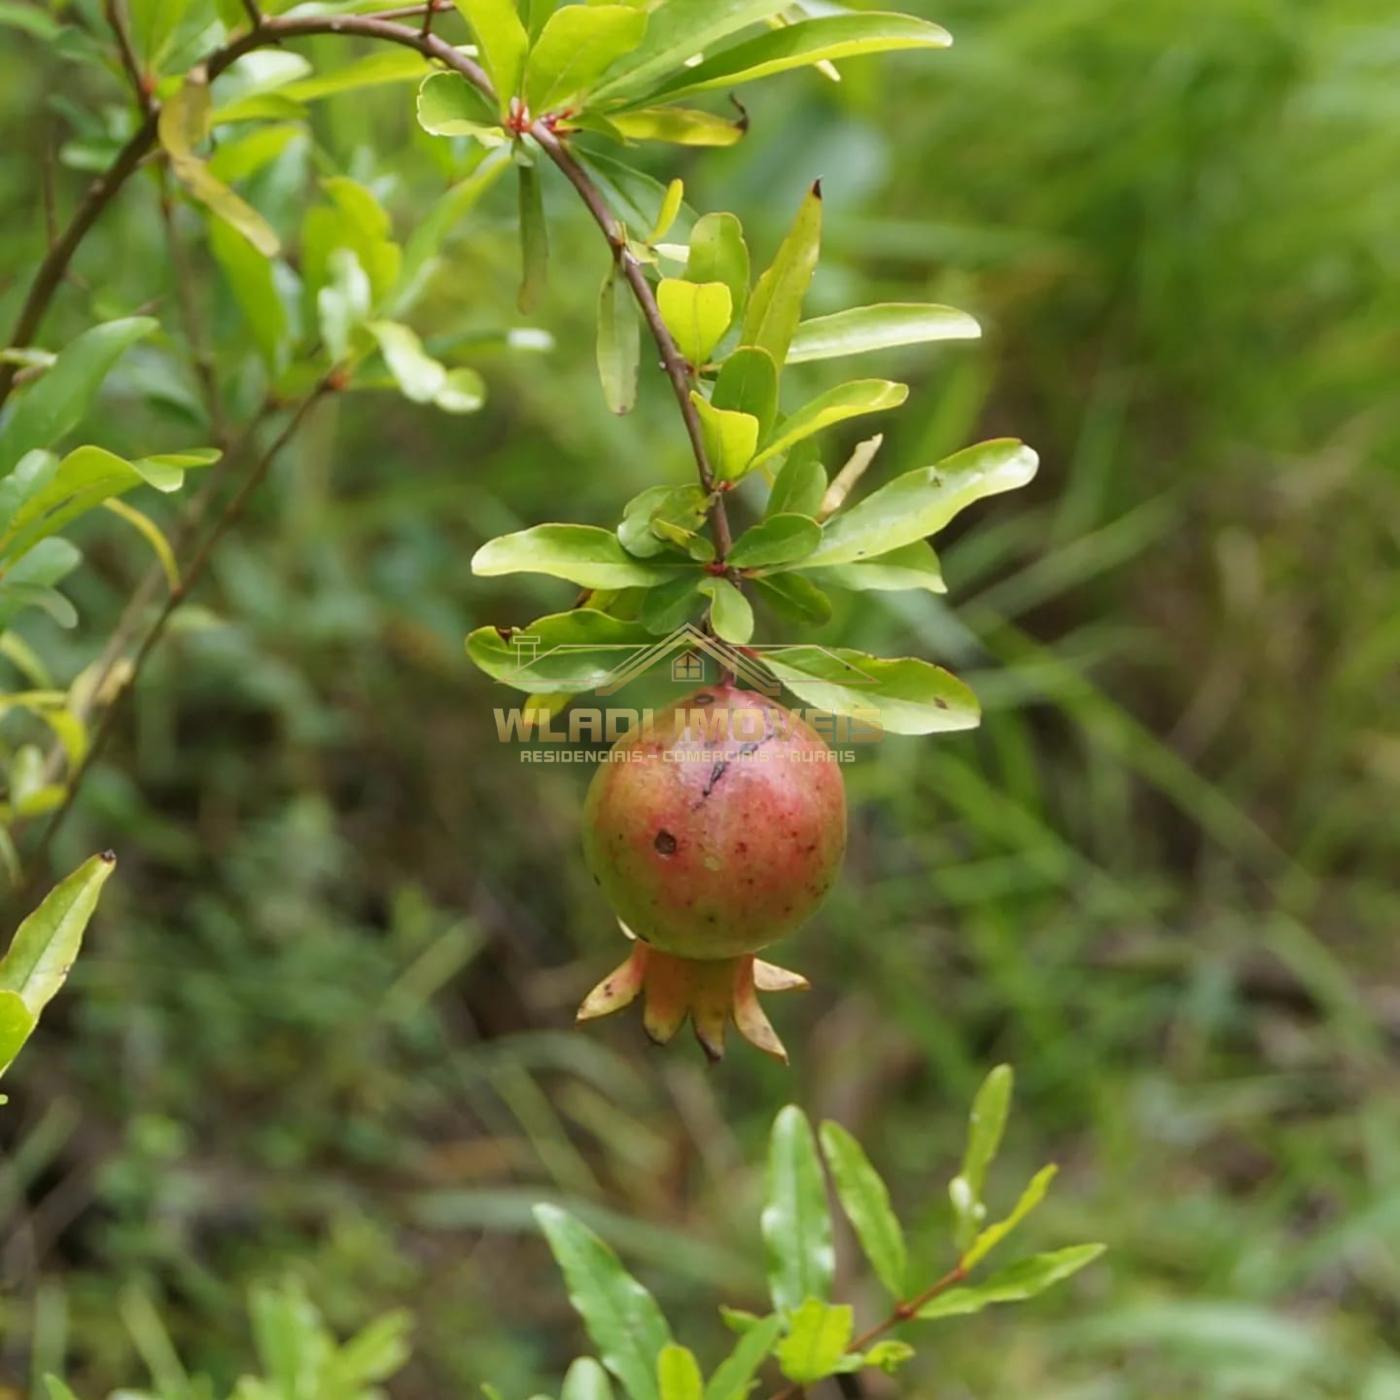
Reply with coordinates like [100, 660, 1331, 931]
[2, 0, 1399, 1396]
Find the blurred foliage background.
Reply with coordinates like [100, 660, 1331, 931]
[1, 0, 1399, 1395]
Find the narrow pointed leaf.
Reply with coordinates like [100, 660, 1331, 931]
[805, 439, 1040, 566]
[534, 1205, 672, 1400]
[752, 380, 907, 471]
[704, 1312, 784, 1400]
[0, 318, 156, 473]
[209, 219, 288, 371]
[741, 185, 820, 367]
[612, 107, 745, 147]
[764, 647, 979, 736]
[728, 514, 820, 570]
[650, 179, 685, 243]
[818, 1121, 908, 1300]
[962, 1164, 1059, 1270]
[788, 303, 980, 364]
[917, 1244, 1106, 1320]
[597, 266, 640, 414]
[762, 1105, 834, 1313]
[640, 13, 952, 103]
[518, 163, 549, 313]
[766, 446, 826, 519]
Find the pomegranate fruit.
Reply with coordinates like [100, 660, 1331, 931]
[577, 682, 846, 1061]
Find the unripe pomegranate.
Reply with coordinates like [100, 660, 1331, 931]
[577, 682, 846, 1062]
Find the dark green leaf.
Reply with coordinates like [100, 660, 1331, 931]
[518, 162, 549, 313]
[208, 219, 289, 372]
[728, 514, 820, 570]
[804, 439, 1039, 566]
[0, 317, 156, 473]
[750, 573, 831, 627]
[917, 1244, 1106, 1320]
[766, 445, 826, 518]
[641, 574, 703, 634]
[818, 1121, 908, 1300]
[762, 1105, 833, 1313]
[534, 1204, 672, 1400]
[764, 646, 979, 736]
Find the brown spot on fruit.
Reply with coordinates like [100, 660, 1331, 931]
[654, 830, 678, 856]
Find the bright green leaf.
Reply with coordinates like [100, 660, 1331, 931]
[562, 1357, 615, 1400]
[804, 439, 1040, 567]
[961, 1065, 1014, 1207]
[806, 541, 945, 596]
[788, 303, 980, 364]
[0, 993, 37, 1079]
[276, 47, 434, 102]
[690, 394, 759, 482]
[774, 1299, 854, 1385]
[658, 280, 733, 366]
[764, 646, 979, 736]
[618, 484, 708, 559]
[0, 852, 116, 1074]
[687, 212, 750, 319]
[416, 71, 505, 142]
[741, 185, 820, 367]
[367, 321, 447, 403]
[454, 0, 530, 115]
[697, 576, 752, 644]
[0, 318, 156, 474]
[656, 1344, 703, 1400]
[473, 524, 684, 589]
[728, 514, 820, 570]
[102, 498, 179, 591]
[961, 1164, 1059, 1270]
[435, 367, 487, 415]
[819, 1121, 908, 1300]
[525, 4, 647, 114]
[704, 1312, 783, 1400]
[861, 1340, 915, 1374]
[918, 1244, 1106, 1320]
[762, 1105, 833, 1314]
[649, 179, 684, 243]
[534, 1204, 672, 1400]
[466, 609, 653, 694]
[639, 12, 952, 103]
[752, 380, 907, 471]
[317, 248, 371, 362]
[42, 1376, 81, 1400]
[612, 107, 745, 147]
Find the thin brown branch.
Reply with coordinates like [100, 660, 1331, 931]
[239, 0, 262, 28]
[104, 0, 152, 113]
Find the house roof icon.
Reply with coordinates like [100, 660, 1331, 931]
[595, 624, 780, 696]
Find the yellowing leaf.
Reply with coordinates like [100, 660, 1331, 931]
[658, 279, 733, 365]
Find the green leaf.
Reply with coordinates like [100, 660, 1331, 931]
[0, 446, 217, 565]
[740, 185, 820, 368]
[317, 248, 372, 362]
[774, 1299, 853, 1385]
[819, 1121, 908, 1300]
[807, 541, 945, 596]
[400, 150, 512, 291]
[0, 993, 37, 1080]
[640, 574, 703, 634]
[611, 107, 745, 147]
[473, 524, 683, 589]
[697, 577, 752, 644]
[368, 321, 448, 404]
[690, 395, 759, 482]
[704, 1313, 782, 1400]
[276, 48, 432, 102]
[804, 439, 1040, 567]
[751, 380, 908, 471]
[917, 1244, 1106, 1320]
[961, 1164, 1059, 1270]
[650, 179, 685, 243]
[0, 317, 156, 473]
[588, 0, 789, 104]
[562, 1357, 615, 1400]
[639, 13, 952, 103]
[525, 4, 648, 114]
[687, 213, 750, 317]
[129, 0, 187, 69]
[208, 218, 288, 372]
[763, 646, 979, 736]
[788, 303, 980, 365]
[534, 1204, 672, 1400]
[159, 73, 280, 256]
[658, 280, 733, 366]
[0, 852, 116, 1074]
[750, 573, 831, 627]
[860, 1340, 915, 1375]
[711, 347, 777, 439]
[766, 445, 826, 519]
[518, 162, 549, 313]
[618, 484, 708, 559]
[321, 177, 402, 303]
[454, 0, 530, 116]
[955, 1064, 1013, 1248]
[597, 266, 641, 415]
[656, 1344, 703, 1400]
[207, 122, 302, 184]
[0, 539, 82, 630]
[466, 609, 653, 694]
[103, 498, 178, 591]
[416, 71, 505, 142]
[762, 1105, 833, 1314]
[728, 514, 820, 570]
[435, 367, 487, 415]
[42, 1376, 81, 1400]
[0, 3, 63, 39]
